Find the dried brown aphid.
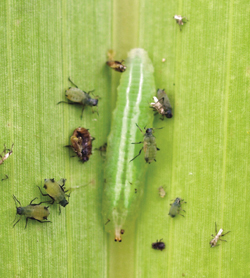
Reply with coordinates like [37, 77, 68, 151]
[158, 186, 166, 198]
[66, 127, 94, 163]
[150, 89, 172, 119]
[173, 15, 188, 30]
[210, 222, 230, 247]
[106, 50, 126, 72]
[0, 144, 14, 165]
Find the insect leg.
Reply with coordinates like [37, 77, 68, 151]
[105, 219, 110, 225]
[13, 216, 22, 228]
[25, 217, 30, 229]
[215, 222, 217, 234]
[30, 197, 38, 205]
[68, 77, 78, 88]
[87, 90, 97, 97]
[222, 231, 231, 236]
[37, 186, 54, 204]
[80, 105, 86, 119]
[64, 145, 72, 148]
[57, 101, 82, 105]
[219, 239, 227, 242]
[1, 174, 8, 181]
[130, 147, 143, 162]
[131, 141, 143, 144]
[35, 219, 52, 224]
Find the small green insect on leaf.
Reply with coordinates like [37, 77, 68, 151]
[102, 48, 155, 242]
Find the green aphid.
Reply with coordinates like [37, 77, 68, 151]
[57, 77, 99, 118]
[168, 197, 186, 218]
[13, 195, 51, 228]
[38, 178, 70, 212]
[130, 124, 162, 164]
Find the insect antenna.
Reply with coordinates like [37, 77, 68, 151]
[12, 195, 22, 227]
[68, 77, 78, 88]
[152, 127, 164, 130]
[135, 123, 144, 134]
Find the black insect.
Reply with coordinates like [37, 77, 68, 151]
[152, 239, 165, 251]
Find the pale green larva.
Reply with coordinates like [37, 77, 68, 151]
[102, 48, 155, 242]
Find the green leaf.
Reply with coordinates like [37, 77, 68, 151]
[1, 0, 250, 277]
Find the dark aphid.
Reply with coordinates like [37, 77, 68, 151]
[13, 195, 51, 228]
[95, 142, 107, 158]
[169, 197, 186, 218]
[38, 178, 70, 213]
[210, 222, 230, 247]
[106, 50, 126, 72]
[57, 77, 99, 118]
[173, 15, 188, 31]
[66, 127, 94, 163]
[0, 144, 14, 165]
[152, 239, 165, 251]
[150, 89, 172, 119]
[130, 124, 162, 164]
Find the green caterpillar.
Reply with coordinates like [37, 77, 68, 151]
[102, 48, 155, 241]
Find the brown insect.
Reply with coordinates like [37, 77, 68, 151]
[173, 15, 188, 31]
[150, 89, 173, 119]
[106, 50, 126, 72]
[0, 144, 14, 165]
[66, 127, 94, 163]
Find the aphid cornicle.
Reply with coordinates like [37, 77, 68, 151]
[168, 197, 186, 218]
[173, 15, 188, 30]
[106, 49, 126, 72]
[0, 144, 14, 165]
[13, 195, 51, 228]
[66, 127, 94, 163]
[152, 239, 165, 251]
[57, 77, 99, 118]
[150, 89, 173, 119]
[38, 179, 70, 212]
[130, 124, 161, 164]
[210, 222, 230, 247]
